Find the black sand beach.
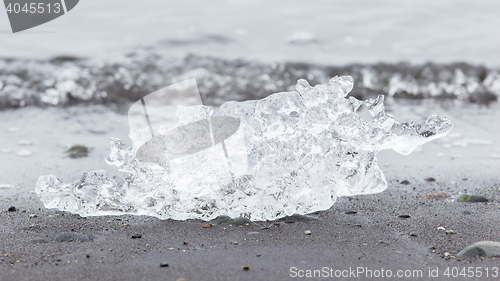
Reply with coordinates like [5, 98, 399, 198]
[1, 104, 499, 281]
[2, 1, 500, 279]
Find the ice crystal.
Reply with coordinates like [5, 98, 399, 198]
[36, 76, 453, 221]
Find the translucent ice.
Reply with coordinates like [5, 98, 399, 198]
[36, 76, 453, 221]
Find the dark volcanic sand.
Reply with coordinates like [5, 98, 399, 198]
[1, 178, 500, 281]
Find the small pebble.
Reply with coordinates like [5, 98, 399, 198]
[345, 211, 357, 215]
[420, 192, 451, 200]
[455, 194, 488, 202]
[65, 145, 89, 158]
[7, 206, 16, 212]
[29, 214, 37, 218]
[233, 241, 238, 245]
[378, 240, 389, 245]
[445, 230, 455, 234]
[398, 215, 411, 219]
[242, 266, 250, 271]
[462, 210, 471, 215]
[425, 177, 436, 182]
[160, 262, 169, 268]
[202, 223, 212, 228]
[400, 180, 410, 185]
[437, 226, 445, 231]
[304, 230, 312, 235]
[458, 241, 500, 258]
[132, 234, 142, 239]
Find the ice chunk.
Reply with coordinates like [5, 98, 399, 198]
[36, 76, 453, 221]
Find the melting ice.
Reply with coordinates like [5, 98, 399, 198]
[36, 76, 453, 221]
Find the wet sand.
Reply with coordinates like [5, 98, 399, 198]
[1, 105, 499, 280]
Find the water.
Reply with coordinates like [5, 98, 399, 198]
[1, 0, 500, 66]
[0, 53, 499, 109]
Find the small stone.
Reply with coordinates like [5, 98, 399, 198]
[167, 248, 175, 251]
[160, 262, 169, 267]
[7, 206, 16, 212]
[410, 233, 418, 237]
[400, 180, 410, 185]
[345, 211, 357, 215]
[29, 214, 37, 218]
[420, 192, 451, 200]
[242, 266, 250, 271]
[65, 145, 89, 159]
[304, 230, 312, 235]
[202, 223, 212, 228]
[54, 232, 90, 242]
[425, 177, 436, 182]
[437, 226, 445, 231]
[233, 241, 238, 245]
[462, 210, 471, 215]
[132, 234, 142, 239]
[458, 241, 500, 258]
[455, 194, 488, 202]
[378, 240, 389, 244]
[398, 215, 411, 219]
[445, 230, 455, 234]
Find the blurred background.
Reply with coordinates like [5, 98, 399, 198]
[1, 0, 500, 65]
[0, 0, 499, 191]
